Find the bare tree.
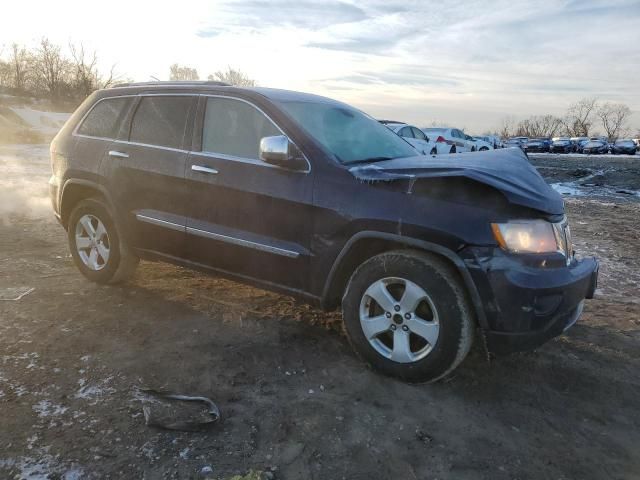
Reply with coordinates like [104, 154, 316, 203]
[498, 116, 516, 138]
[513, 115, 564, 138]
[597, 102, 631, 140]
[69, 43, 117, 97]
[562, 98, 598, 137]
[32, 38, 70, 98]
[169, 64, 199, 81]
[8, 43, 31, 91]
[208, 67, 256, 86]
[0, 49, 11, 88]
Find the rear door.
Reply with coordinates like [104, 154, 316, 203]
[100, 94, 196, 257]
[184, 95, 314, 292]
[72, 96, 134, 186]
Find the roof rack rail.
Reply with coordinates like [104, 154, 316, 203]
[110, 80, 231, 88]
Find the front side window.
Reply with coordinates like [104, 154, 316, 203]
[130, 96, 194, 149]
[275, 100, 416, 164]
[202, 97, 280, 159]
[77, 97, 131, 139]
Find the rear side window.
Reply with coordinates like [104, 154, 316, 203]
[77, 97, 131, 139]
[412, 127, 427, 141]
[202, 97, 280, 159]
[130, 96, 194, 149]
[398, 126, 413, 138]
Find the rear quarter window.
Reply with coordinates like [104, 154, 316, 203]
[129, 96, 195, 149]
[77, 97, 132, 139]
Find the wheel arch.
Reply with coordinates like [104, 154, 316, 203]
[60, 179, 114, 229]
[320, 231, 488, 329]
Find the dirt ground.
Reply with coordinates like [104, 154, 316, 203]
[1, 146, 639, 479]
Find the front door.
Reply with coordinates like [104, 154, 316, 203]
[184, 95, 314, 293]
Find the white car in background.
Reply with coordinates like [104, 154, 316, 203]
[379, 121, 450, 155]
[469, 135, 493, 151]
[422, 127, 476, 153]
[477, 135, 503, 149]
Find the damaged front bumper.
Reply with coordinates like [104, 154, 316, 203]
[461, 247, 599, 355]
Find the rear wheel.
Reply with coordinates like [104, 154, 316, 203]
[342, 250, 474, 383]
[67, 198, 138, 284]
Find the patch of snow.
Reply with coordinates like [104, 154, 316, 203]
[32, 400, 68, 418]
[10, 107, 70, 134]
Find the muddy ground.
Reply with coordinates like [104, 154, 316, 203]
[1, 146, 639, 479]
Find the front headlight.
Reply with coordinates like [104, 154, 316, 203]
[491, 220, 562, 254]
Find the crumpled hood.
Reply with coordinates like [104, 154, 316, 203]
[349, 148, 564, 215]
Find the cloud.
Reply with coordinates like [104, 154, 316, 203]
[204, 0, 369, 30]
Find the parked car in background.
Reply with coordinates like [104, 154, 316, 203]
[570, 137, 589, 153]
[633, 139, 640, 152]
[525, 138, 551, 153]
[423, 128, 475, 153]
[610, 139, 636, 155]
[550, 137, 575, 153]
[476, 135, 502, 149]
[582, 138, 609, 155]
[379, 121, 448, 155]
[468, 135, 493, 151]
[505, 137, 527, 150]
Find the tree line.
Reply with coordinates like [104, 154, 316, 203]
[497, 98, 635, 141]
[0, 39, 117, 107]
[0, 39, 256, 107]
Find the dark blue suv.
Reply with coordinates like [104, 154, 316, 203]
[49, 82, 598, 383]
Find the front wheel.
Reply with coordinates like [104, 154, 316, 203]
[68, 198, 139, 284]
[342, 250, 474, 383]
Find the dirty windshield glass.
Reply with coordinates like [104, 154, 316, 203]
[276, 100, 416, 164]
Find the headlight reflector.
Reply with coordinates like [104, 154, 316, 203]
[491, 220, 560, 254]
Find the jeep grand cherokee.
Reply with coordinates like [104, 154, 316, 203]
[49, 81, 598, 383]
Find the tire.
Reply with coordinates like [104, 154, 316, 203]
[479, 147, 489, 151]
[449, 146, 456, 154]
[430, 148, 437, 155]
[67, 198, 139, 284]
[342, 250, 474, 383]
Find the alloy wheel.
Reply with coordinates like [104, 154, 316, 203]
[75, 214, 110, 271]
[359, 277, 440, 363]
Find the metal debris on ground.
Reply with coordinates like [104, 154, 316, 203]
[0, 287, 35, 301]
[137, 388, 220, 431]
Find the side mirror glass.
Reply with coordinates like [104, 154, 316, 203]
[259, 135, 307, 171]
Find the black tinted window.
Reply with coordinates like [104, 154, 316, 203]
[77, 97, 131, 139]
[130, 96, 194, 149]
[202, 97, 280, 159]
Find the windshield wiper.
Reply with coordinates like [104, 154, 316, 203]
[344, 156, 394, 166]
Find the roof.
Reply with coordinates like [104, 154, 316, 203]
[103, 82, 347, 107]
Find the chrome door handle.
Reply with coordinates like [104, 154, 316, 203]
[108, 150, 129, 158]
[191, 165, 219, 175]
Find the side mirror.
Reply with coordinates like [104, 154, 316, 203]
[259, 135, 308, 171]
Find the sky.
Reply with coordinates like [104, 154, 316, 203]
[2, 0, 639, 133]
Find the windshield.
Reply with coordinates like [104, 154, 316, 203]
[275, 100, 417, 164]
